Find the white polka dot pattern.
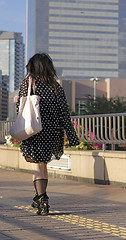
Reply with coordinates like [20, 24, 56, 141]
[16, 77, 79, 163]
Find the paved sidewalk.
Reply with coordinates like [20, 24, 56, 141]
[0, 168, 126, 240]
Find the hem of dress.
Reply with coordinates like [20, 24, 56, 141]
[20, 148, 64, 164]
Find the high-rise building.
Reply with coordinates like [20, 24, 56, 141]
[26, 0, 126, 81]
[0, 31, 25, 92]
[0, 71, 9, 120]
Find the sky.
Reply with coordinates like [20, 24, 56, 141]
[0, 0, 26, 44]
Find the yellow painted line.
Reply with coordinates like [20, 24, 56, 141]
[0, 196, 3, 198]
[14, 205, 126, 239]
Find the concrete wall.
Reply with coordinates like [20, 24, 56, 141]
[105, 78, 126, 99]
[75, 81, 107, 99]
[74, 78, 126, 101]
[1, 145, 126, 186]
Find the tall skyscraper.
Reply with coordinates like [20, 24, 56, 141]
[26, 0, 126, 81]
[0, 31, 25, 92]
[0, 71, 9, 120]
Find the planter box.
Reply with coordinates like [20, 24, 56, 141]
[0, 145, 19, 169]
[1, 145, 126, 186]
[0, 145, 33, 171]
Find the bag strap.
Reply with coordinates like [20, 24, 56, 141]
[28, 76, 36, 96]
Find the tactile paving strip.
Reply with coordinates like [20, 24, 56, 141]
[14, 205, 126, 239]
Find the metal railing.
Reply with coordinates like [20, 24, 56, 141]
[71, 113, 126, 149]
[0, 121, 14, 143]
[1, 112, 126, 149]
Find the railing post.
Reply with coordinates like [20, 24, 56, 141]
[102, 144, 106, 151]
[111, 128, 115, 150]
[111, 143, 115, 151]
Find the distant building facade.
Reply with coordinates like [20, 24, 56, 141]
[26, 0, 126, 80]
[0, 71, 9, 120]
[8, 90, 19, 121]
[0, 31, 25, 92]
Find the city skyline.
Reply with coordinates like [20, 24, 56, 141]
[1, 0, 126, 82]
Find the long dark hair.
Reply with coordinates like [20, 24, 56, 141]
[26, 53, 57, 90]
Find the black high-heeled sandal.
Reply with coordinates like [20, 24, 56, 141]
[32, 193, 50, 216]
[37, 193, 50, 216]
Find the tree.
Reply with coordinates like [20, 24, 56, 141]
[82, 95, 126, 115]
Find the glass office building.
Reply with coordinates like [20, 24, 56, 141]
[26, 0, 126, 80]
[0, 31, 25, 92]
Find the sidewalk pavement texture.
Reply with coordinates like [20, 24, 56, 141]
[0, 169, 126, 240]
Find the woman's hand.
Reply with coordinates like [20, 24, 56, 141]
[26, 158, 34, 163]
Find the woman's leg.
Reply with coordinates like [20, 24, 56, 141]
[31, 162, 48, 196]
[31, 162, 50, 215]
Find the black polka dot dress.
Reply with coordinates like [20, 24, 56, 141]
[16, 77, 79, 163]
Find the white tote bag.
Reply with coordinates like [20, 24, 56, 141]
[10, 76, 42, 141]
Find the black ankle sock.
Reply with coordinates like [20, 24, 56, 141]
[33, 179, 48, 196]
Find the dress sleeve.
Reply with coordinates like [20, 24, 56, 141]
[56, 84, 79, 146]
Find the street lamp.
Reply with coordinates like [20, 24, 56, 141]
[90, 77, 100, 101]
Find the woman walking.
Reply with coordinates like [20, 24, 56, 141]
[16, 53, 79, 216]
